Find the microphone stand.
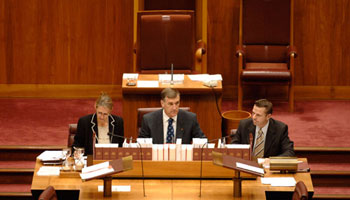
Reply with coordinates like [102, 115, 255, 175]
[199, 134, 233, 197]
[170, 63, 174, 85]
[107, 133, 146, 197]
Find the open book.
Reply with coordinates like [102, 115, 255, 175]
[80, 156, 133, 181]
[212, 151, 265, 177]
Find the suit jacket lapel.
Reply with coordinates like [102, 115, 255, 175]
[91, 114, 98, 142]
[109, 115, 115, 142]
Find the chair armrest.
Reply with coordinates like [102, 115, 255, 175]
[133, 43, 137, 54]
[235, 45, 245, 57]
[287, 45, 298, 58]
[195, 40, 206, 62]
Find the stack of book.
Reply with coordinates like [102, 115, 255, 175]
[94, 144, 251, 161]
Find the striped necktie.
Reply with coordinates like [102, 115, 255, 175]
[254, 128, 265, 158]
[166, 118, 174, 143]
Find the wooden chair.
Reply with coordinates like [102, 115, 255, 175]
[137, 107, 190, 134]
[292, 181, 308, 200]
[38, 186, 57, 200]
[134, 10, 206, 74]
[236, 0, 297, 112]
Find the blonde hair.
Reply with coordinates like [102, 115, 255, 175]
[95, 92, 113, 110]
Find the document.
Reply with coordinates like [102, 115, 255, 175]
[98, 185, 131, 192]
[261, 177, 296, 187]
[37, 166, 60, 176]
[236, 162, 264, 175]
[37, 151, 64, 162]
[137, 81, 159, 88]
[187, 74, 223, 81]
[122, 73, 139, 79]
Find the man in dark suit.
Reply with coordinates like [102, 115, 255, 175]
[138, 88, 206, 144]
[73, 93, 124, 155]
[231, 99, 295, 158]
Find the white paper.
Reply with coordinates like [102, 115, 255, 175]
[187, 74, 222, 81]
[82, 161, 109, 174]
[80, 167, 114, 180]
[261, 177, 296, 187]
[236, 162, 264, 175]
[37, 151, 64, 161]
[181, 145, 187, 161]
[176, 144, 182, 161]
[192, 138, 208, 148]
[98, 185, 131, 192]
[186, 145, 193, 161]
[163, 144, 169, 161]
[122, 73, 138, 79]
[37, 166, 60, 176]
[187, 74, 209, 81]
[152, 145, 158, 161]
[158, 145, 164, 161]
[169, 144, 176, 161]
[225, 144, 250, 149]
[137, 81, 159, 88]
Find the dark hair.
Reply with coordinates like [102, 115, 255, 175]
[161, 88, 180, 100]
[254, 99, 273, 115]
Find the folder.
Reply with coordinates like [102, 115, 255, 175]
[80, 156, 133, 181]
[212, 151, 264, 177]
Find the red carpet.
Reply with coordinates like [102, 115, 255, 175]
[1, 99, 349, 147]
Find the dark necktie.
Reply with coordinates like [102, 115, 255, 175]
[166, 118, 174, 143]
[254, 128, 265, 158]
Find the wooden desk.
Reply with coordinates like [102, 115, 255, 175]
[122, 74, 222, 140]
[31, 159, 314, 200]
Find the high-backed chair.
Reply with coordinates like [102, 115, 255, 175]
[292, 181, 308, 200]
[137, 107, 190, 134]
[38, 186, 57, 200]
[134, 10, 206, 74]
[68, 124, 77, 147]
[236, 0, 297, 112]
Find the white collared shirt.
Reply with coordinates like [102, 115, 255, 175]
[253, 121, 269, 150]
[163, 110, 178, 144]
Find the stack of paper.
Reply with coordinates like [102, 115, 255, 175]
[37, 151, 64, 163]
[37, 166, 60, 176]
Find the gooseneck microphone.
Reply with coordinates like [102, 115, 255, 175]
[106, 132, 146, 197]
[170, 63, 174, 85]
[199, 133, 235, 197]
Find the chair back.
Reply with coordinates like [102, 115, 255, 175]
[136, 11, 195, 74]
[38, 186, 57, 200]
[242, 0, 290, 45]
[292, 181, 308, 200]
[68, 124, 77, 147]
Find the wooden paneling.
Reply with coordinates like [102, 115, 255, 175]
[0, 0, 133, 85]
[207, 0, 239, 86]
[0, 84, 122, 99]
[1, 0, 350, 99]
[294, 0, 350, 86]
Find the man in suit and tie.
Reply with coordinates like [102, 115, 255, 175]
[138, 88, 206, 144]
[231, 99, 295, 158]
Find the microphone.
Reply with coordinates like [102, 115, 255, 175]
[105, 132, 146, 197]
[199, 133, 235, 197]
[170, 63, 174, 85]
